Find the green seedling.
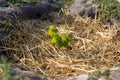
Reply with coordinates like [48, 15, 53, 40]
[48, 25, 72, 48]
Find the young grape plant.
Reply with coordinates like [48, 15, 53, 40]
[48, 25, 72, 48]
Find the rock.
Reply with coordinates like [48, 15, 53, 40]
[66, 74, 88, 80]
[69, 2, 85, 16]
[41, 0, 59, 4]
[74, 0, 92, 5]
[110, 70, 120, 80]
[19, 2, 50, 20]
[84, 4, 98, 18]
[11, 68, 49, 80]
[109, 17, 120, 25]
[69, 0, 98, 18]
[0, 7, 19, 23]
[0, 0, 60, 22]
[0, 7, 15, 13]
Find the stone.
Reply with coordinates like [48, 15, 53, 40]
[69, 0, 98, 18]
[110, 70, 120, 80]
[7, 2, 50, 20]
[19, 2, 50, 20]
[109, 17, 120, 25]
[69, 3, 85, 16]
[41, 0, 59, 4]
[84, 4, 98, 18]
[66, 74, 88, 80]
[11, 68, 49, 80]
[0, 0, 60, 21]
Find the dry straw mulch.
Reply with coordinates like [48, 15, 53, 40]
[4, 16, 120, 78]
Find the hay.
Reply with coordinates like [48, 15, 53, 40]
[4, 16, 120, 78]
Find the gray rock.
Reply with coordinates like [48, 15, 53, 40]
[75, 0, 93, 5]
[35, 2, 50, 19]
[0, 0, 60, 21]
[109, 17, 120, 25]
[66, 74, 88, 80]
[69, 0, 98, 18]
[69, 3, 85, 16]
[85, 4, 98, 18]
[0, 7, 15, 13]
[10, 2, 51, 20]
[11, 68, 49, 80]
[110, 70, 120, 80]
[41, 0, 59, 4]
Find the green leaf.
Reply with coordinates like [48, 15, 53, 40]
[48, 25, 58, 37]
[48, 25, 72, 48]
[51, 34, 62, 46]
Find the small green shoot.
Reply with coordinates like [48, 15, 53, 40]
[48, 25, 72, 48]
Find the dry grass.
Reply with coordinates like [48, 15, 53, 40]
[3, 15, 120, 79]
